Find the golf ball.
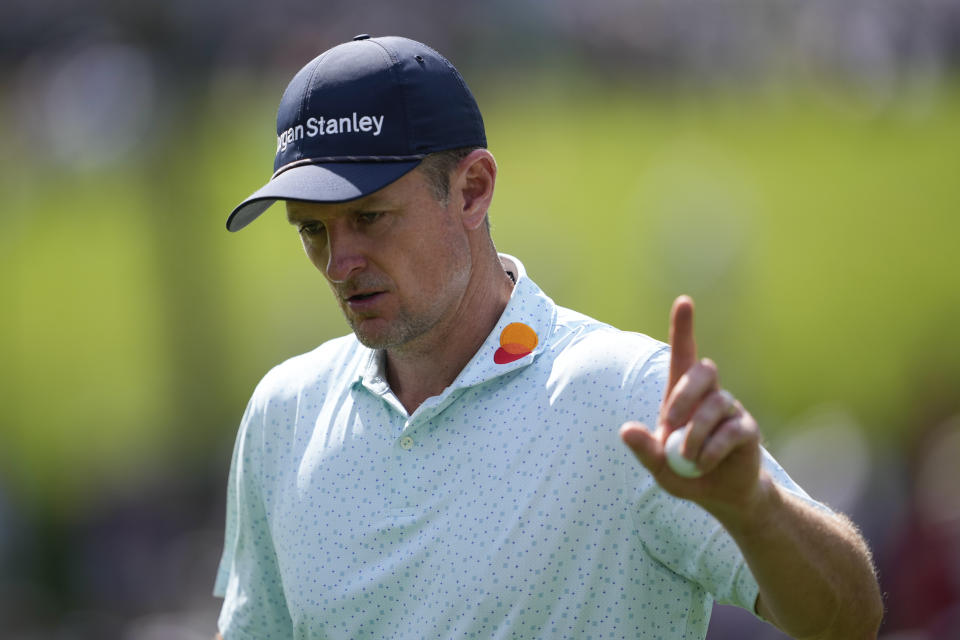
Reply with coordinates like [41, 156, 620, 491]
[665, 427, 703, 478]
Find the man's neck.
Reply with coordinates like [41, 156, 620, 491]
[384, 252, 514, 414]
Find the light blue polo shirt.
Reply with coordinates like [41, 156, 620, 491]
[215, 255, 823, 639]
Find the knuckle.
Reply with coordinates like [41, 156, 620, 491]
[698, 439, 723, 468]
[723, 417, 745, 438]
[706, 391, 727, 413]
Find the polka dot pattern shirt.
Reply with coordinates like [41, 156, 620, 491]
[215, 255, 825, 639]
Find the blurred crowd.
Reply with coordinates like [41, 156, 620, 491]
[4, 0, 960, 175]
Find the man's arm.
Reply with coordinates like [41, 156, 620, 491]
[621, 296, 883, 639]
[733, 478, 881, 637]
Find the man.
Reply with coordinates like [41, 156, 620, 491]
[214, 35, 883, 639]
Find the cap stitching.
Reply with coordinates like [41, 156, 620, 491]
[421, 42, 486, 147]
[370, 38, 413, 156]
[272, 155, 427, 180]
[295, 48, 335, 164]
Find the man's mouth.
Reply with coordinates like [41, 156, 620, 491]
[345, 291, 386, 310]
[347, 292, 382, 302]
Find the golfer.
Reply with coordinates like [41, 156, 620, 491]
[213, 35, 883, 639]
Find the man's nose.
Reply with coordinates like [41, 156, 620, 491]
[324, 228, 367, 283]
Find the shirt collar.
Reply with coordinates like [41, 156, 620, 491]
[452, 253, 556, 389]
[354, 253, 557, 397]
[357, 348, 390, 395]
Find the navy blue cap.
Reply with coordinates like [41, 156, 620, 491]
[226, 35, 487, 231]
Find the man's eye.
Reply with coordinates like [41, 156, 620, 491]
[299, 223, 325, 236]
[356, 212, 383, 225]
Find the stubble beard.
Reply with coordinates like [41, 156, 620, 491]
[346, 305, 440, 351]
[338, 228, 473, 352]
[340, 280, 458, 351]
[342, 261, 471, 352]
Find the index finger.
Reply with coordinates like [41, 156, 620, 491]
[667, 295, 697, 394]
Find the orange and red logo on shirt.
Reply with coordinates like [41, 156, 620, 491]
[494, 322, 538, 364]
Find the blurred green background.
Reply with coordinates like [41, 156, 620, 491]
[2, 1, 960, 638]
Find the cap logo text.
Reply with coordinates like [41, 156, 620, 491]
[277, 112, 385, 153]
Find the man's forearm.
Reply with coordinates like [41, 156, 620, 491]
[712, 473, 883, 639]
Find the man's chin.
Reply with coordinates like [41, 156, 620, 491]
[349, 315, 434, 352]
[353, 333, 393, 350]
[349, 318, 400, 350]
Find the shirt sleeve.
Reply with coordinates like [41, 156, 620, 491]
[625, 345, 834, 615]
[214, 393, 293, 638]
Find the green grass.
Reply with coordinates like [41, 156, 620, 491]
[2, 77, 959, 510]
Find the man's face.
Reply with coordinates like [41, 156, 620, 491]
[286, 168, 473, 351]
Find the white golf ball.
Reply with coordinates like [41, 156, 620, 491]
[665, 427, 703, 478]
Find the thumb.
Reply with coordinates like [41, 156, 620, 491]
[620, 421, 665, 473]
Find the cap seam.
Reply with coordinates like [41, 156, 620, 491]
[295, 48, 334, 165]
[421, 42, 486, 147]
[370, 38, 413, 156]
[272, 154, 427, 179]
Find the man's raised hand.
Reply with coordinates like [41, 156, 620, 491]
[620, 296, 766, 513]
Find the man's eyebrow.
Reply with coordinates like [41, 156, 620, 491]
[285, 202, 328, 222]
[286, 208, 323, 226]
[349, 195, 390, 211]
[286, 209, 305, 225]
[286, 200, 383, 225]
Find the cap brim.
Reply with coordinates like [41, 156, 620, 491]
[226, 160, 422, 231]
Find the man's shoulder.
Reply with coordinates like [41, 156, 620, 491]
[251, 333, 366, 402]
[551, 305, 668, 367]
[531, 304, 670, 413]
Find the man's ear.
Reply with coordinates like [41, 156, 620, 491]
[454, 149, 497, 231]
